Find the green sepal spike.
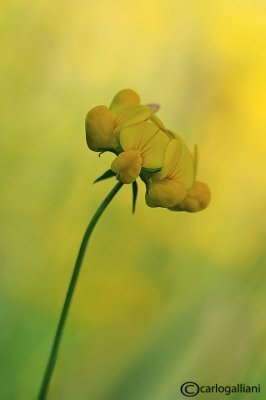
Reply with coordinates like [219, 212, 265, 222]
[93, 169, 116, 184]
[132, 181, 138, 214]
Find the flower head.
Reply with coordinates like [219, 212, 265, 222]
[86, 89, 211, 213]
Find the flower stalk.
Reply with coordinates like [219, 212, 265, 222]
[38, 87, 211, 399]
[38, 181, 123, 400]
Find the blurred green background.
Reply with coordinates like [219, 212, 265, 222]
[1, 0, 266, 399]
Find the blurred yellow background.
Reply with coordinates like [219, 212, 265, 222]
[1, 0, 266, 399]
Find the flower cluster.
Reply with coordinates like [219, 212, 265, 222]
[85, 89, 211, 212]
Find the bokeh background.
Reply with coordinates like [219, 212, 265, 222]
[1, 0, 266, 399]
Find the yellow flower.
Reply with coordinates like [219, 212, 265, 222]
[145, 136, 211, 212]
[145, 137, 194, 208]
[111, 120, 169, 184]
[170, 144, 211, 212]
[85, 89, 152, 152]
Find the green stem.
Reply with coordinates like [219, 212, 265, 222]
[38, 181, 123, 400]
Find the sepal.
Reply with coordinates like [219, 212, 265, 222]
[94, 169, 116, 184]
[132, 181, 138, 214]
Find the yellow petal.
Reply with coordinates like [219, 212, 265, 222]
[146, 179, 187, 208]
[110, 89, 140, 109]
[111, 150, 142, 184]
[85, 105, 118, 152]
[170, 181, 211, 212]
[155, 139, 194, 189]
[119, 121, 169, 169]
[111, 105, 152, 133]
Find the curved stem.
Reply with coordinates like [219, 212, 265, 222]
[38, 181, 123, 400]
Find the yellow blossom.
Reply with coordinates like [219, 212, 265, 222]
[111, 120, 169, 184]
[145, 136, 210, 212]
[145, 138, 194, 207]
[169, 145, 211, 212]
[85, 89, 152, 152]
